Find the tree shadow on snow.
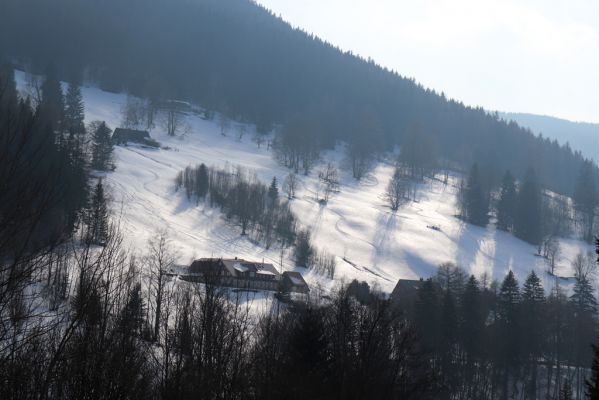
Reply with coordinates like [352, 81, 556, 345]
[455, 220, 487, 272]
[372, 210, 400, 256]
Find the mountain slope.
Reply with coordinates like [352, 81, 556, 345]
[1, 0, 595, 196]
[14, 70, 591, 294]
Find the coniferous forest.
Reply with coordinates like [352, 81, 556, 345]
[0, 0, 596, 198]
[2, 1, 599, 399]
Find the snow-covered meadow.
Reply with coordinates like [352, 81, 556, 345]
[15, 70, 593, 295]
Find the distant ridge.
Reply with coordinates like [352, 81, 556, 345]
[501, 112, 599, 163]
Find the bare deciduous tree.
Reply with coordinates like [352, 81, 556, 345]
[24, 72, 43, 108]
[542, 236, 560, 275]
[283, 172, 298, 199]
[312, 249, 336, 279]
[160, 102, 186, 137]
[146, 229, 176, 341]
[237, 124, 246, 141]
[122, 95, 157, 131]
[121, 95, 144, 129]
[219, 112, 231, 136]
[317, 162, 339, 203]
[386, 166, 408, 211]
[572, 251, 595, 280]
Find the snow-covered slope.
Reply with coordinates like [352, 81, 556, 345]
[15, 70, 592, 294]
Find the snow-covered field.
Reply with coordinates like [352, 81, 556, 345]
[15, 70, 593, 295]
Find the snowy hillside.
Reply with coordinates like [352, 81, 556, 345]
[15, 70, 593, 294]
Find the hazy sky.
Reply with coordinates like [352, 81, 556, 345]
[256, 0, 599, 123]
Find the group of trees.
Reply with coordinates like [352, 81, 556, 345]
[175, 164, 297, 248]
[121, 95, 156, 132]
[460, 161, 597, 247]
[0, 64, 113, 251]
[175, 163, 337, 276]
[385, 165, 417, 211]
[399, 258, 599, 399]
[575, 161, 598, 243]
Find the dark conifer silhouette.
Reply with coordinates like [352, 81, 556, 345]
[496, 170, 517, 231]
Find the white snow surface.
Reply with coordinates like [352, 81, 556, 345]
[14, 70, 593, 294]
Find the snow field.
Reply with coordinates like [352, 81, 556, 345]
[14, 70, 593, 295]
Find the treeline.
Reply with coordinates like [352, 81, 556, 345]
[461, 161, 597, 245]
[0, 0, 595, 196]
[398, 260, 599, 399]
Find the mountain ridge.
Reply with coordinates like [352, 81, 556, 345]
[500, 112, 599, 163]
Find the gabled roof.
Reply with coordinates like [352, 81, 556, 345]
[221, 259, 279, 278]
[283, 271, 308, 287]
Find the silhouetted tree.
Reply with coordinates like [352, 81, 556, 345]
[497, 170, 517, 231]
[464, 164, 489, 226]
[574, 160, 597, 242]
[91, 121, 114, 171]
[85, 179, 109, 245]
[64, 82, 85, 135]
[515, 168, 543, 245]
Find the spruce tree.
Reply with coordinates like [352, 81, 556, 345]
[498, 270, 520, 325]
[496, 170, 517, 232]
[119, 283, 146, 336]
[570, 267, 598, 373]
[91, 121, 114, 171]
[40, 67, 65, 134]
[415, 278, 440, 353]
[560, 378, 573, 400]
[440, 290, 458, 363]
[460, 275, 483, 362]
[515, 168, 543, 245]
[587, 344, 599, 399]
[464, 163, 489, 226]
[195, 163, 209, 199]
[268, 176, 278, 204]
[64, 82, 85, 135]
[61, 127, 89, 230]
[86, 179, 109, 245]
[571, 273, 598, 314]
[294, 229, 313, 267]
[574, 160, 597, 242]
[497, 270, 521, 398]
[521, 270, 545, 399]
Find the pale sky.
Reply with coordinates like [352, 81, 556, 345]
[256, 0, 599, 123]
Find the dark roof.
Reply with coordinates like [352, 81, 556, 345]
[221, 259, 278, 274]
[189, 258, 224, 274]
[112, 128, 159, 147]
[189, 258, 280, 279]
[390, 279, 423, 301]
[113, 128, 150, 138]
[282, 271, 309, 291]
